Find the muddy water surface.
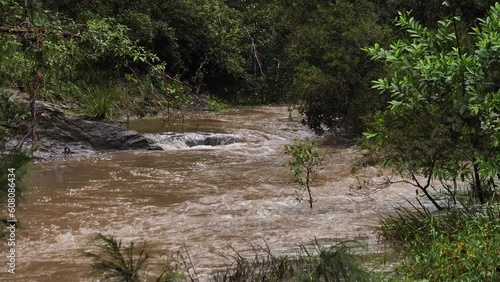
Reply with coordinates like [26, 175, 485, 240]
[5, 107, 414, 281]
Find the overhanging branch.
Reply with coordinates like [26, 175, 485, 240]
[0, 26, 82, 40]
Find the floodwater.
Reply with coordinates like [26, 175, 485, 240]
[4, 106, 415, 281]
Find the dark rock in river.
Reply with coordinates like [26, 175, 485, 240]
[184, 133, 239, 147]
[31, 101, 239, 160]
[34, 101, 162, 159]
[145, 132, 240, 149]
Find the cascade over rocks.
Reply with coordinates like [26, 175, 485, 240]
[144, 132, 240, 149]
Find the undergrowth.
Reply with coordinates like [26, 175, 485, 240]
[379, 200, 500, 281]
[79, 84, 123, 120]
[207, 96, 230, 112]
[85, 235, 375, 282]
[212, 240, 372, 282]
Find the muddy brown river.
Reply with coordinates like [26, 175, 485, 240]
[4, 106, 415, 281]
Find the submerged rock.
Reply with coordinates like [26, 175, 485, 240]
[144, 132, 240, 149]
[185, 133, 239, 147]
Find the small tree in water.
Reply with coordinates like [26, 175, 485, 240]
[283, 140, 328, 209]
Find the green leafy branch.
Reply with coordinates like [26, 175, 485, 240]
[282, 139, 329, 209]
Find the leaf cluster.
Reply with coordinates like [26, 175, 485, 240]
[282, 140, 328, 208]
[363, 4, 500, 207]
[84, 234, 184, 282]
[380, 203, 500, 281]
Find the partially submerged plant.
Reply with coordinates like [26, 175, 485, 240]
[282, 139, 329, 209]
[84, 234, 149, 282]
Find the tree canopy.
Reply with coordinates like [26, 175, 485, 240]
[2, 0, 498, 113]
[364, 3, 500, 208]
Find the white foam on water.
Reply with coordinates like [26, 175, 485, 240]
[17, 106, 421, 282]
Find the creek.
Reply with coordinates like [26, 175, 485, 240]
[9, 106, 414, 281]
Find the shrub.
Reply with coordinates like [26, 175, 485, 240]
[380, 203, 500, 281]
[282, 140, 328, 209]
[207, 96, 230, 112]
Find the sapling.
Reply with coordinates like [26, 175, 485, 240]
[282, 139, 328, 209]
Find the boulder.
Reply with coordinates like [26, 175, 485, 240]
[34, 101, 162, 159]
[30, 100, 238, 160]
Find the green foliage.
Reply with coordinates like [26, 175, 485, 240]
[0, 4, 165, 103]
[0, 28, 78, 100]
[212, 240, 372, 282]
[295, 241, 372, 282]
[166, 80, 189, 111]
[0, 90, 29, 144]
[380, 203, 500, 281]
[83, 17, 163, 68]
[47, 0, 247, 99]
[378, 0, 499, 28]
[0, 0, 24, 26]
[285, 0, 390, 134]
[79, 84, 123, 120]
[228, 0, 292, 103]
[118, 11, 154, 46]
[84, 234, 183, 282]
[363, 5, 500, 208]
[156, 269, 184, 282]
[0, 89, 31, 244]
[0, 1, 168, 133]
[4, 0, 500, 112]
[378, 199, 437, 249]
[84, 234, 150, 282]
[282, 140, 328, 209]
[207, 96, 230, 112]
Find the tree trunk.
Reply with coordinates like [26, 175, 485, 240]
[473, 162, 485, 204]
[306, 169, 313, 209]
[307, 187, 313, 209]
[420, 187, 443, 211]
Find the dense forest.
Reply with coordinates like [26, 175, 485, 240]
[1, 0, 500, 281]
[1, 1, 498, 129]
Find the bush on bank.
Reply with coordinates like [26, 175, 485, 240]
[380, 203, 500, 281]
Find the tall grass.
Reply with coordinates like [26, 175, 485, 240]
[85, 235, 374, 282]
[80, 84, 123, 119]
[212, 240, 373, 282]
[377, 199, 435, 249]
[379, 201, 500, 281]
